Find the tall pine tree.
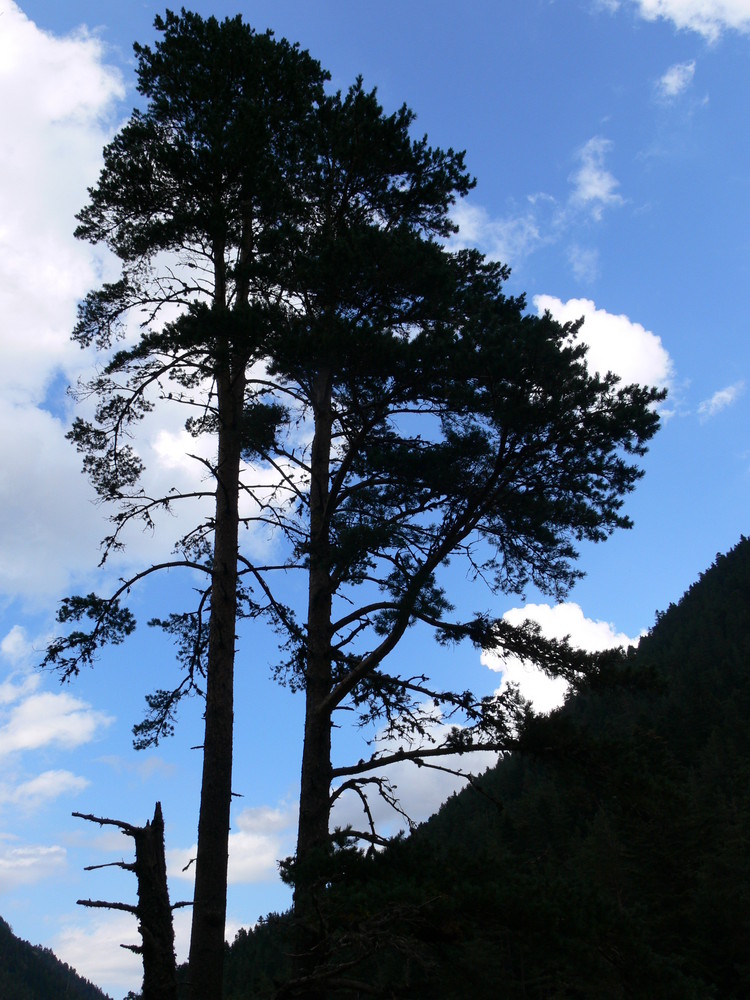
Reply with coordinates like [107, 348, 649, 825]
[45, 12, 329, 998]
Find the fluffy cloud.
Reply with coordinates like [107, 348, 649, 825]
[533, 295, 673, 388]
[451, 201, 548, 262]
[656, 59, 696, 99]
[0, 691, 113, 756]
[228, 806, 296, 883]
[0, 626, 41, 705]
[0, 6, 213, 603]
[169, 804, 296, 885]
[0, 400, 109, 602]
[0, 625, 35, 666]
[0, 769, 88, 809]
[569, 138, 624, 220]
[52, 901, 220, 997]
[483, 602, 641, 713]
[0, 1, 123, 399]
[0, 671, 39, 707]
[0, 841, 67, 889]
[53, 911, 143, 997]
[0, 635, 103, 804]
[698, 381, 745, 420]
[632, 0, 750, 40]
[0, 2, 124, 603]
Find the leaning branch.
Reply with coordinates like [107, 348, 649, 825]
[331, 739, 510, 779]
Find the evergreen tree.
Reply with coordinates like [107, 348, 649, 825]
[44, 12, 329, 998]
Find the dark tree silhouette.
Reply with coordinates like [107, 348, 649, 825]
[74, 803, 184, 1000]
[44, 12, 329, 998]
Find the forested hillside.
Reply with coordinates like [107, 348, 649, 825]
[223, 536, 750, 998]
[0, 915, 111, 1000]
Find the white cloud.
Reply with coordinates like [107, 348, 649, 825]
[234, 804, 294, 835]
[0, 400, 109, 602]
[54, 911, 142, 997]
[1, 626, 34, 666]
[483, 602, 640, 713]
[0, 671, 40, 707]
[698, 380, 745, 420]
[0, 841, 67, 889]
[52, 902, 216, 998]
[451, 201, 548, 262]
[0, 629, 42, 705]
[632, 0, 750, 40]
[569, 138, 624, 220]
[169, 804, 296, 885]
[533, 295, 673, 388]
[453, 136, 626, 269]
[0, 691, 113, 757]
[0, 1, 123, 400]
[493, 657, 569, 715]
[228, 806, 296, 883]
[0, 2, 125, 603]
[0, 1, 298, 603]
[656, 59, 696, 99]
[151, 428, 209, 475]
[0, 769, 88, 809]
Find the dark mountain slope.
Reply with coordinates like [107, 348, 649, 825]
[224, 536, 750, 998]
[0, 915, 111, 1000]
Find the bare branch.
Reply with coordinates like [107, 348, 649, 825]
[77, 898, 138, 914]
[331, 739, 509, 779]
[84, 860, 136, 873]
[72, 810, 139, 836]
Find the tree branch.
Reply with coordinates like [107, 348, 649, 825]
[77, 899, 138, 914]
[331, 739, 509, 779]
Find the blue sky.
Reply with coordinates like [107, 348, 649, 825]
[1, 1, 749, 994]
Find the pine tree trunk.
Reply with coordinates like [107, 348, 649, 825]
[293, 369, 334, 994]
[188, 342, 245, 1000]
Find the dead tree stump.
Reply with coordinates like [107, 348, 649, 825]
[74, 802, 184, 1000]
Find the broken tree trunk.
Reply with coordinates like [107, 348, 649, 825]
[74, 802, 183, 1000]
